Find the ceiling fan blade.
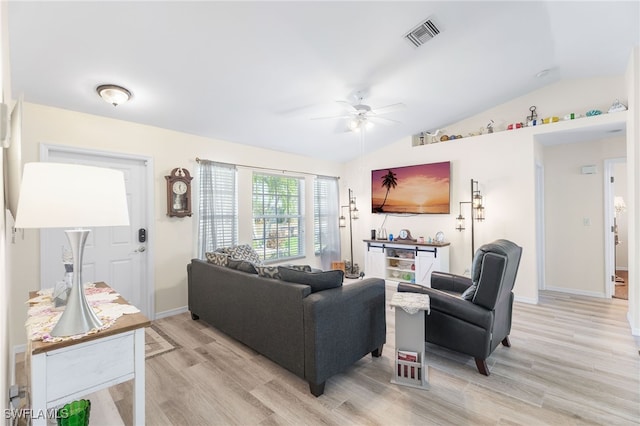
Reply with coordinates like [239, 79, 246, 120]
[310, 114, 352, 121]
[371, 103, 406, 115]
[336, 100, 358, 112]
[368, 116, 401, 125]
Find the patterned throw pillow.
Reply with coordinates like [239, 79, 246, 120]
[282, 264, 312, 272]
[205, 252, 229, 267]
[214, 247, 232, 255]
[228, 244, 262, 265]
[255, 265, 281, 279]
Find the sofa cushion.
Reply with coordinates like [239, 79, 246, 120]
[205, 252, 229, 267]
[255, 265, 281, 279]
[228, 258, 258, 274]
[279, 267, 343, 293]
[228, 244, 262, 265]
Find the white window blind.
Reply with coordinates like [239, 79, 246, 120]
[198, 161, 237, 258]
[314, 176, 341, 269]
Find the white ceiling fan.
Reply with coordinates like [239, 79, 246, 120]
[312, 92, 405, 132]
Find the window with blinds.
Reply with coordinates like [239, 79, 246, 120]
[197, 161, 237, 258]
[314, 176, 340, 269]
[252, 173, 304, 262]
[314, 178, 329, 254]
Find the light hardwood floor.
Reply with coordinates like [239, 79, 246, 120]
[97, 286, 639, 425]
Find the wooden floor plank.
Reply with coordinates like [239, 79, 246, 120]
[15, 288, 640, 425]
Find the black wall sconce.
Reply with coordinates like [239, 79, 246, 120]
[339, 188, 360, 278]
[455, 179, 485, 259]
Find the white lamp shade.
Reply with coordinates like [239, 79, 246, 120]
[14, 162, 130, 229]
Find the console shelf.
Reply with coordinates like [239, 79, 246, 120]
[364, 240, 449, 286]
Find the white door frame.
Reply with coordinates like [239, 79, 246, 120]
[40, 143, 155, 319]
[604, 157, 626, 299]
[535, 161, 546, 291]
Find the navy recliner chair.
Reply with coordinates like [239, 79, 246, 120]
[398, 239, 522, 375]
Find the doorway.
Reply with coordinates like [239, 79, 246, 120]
[604, 157, 628, 300]
[39, 144, 155, 318]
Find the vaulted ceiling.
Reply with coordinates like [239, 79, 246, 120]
[8, 1, 640, 162]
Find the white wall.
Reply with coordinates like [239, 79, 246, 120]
[543, 137, 626, 296]
[9, 102, 342, 347]
[0, 0, 9, 411]
[342, 75, 630, 307]
[625, 46, 639, 335]
[342, 124, 538, 303]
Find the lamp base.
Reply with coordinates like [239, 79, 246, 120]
[51, 229, 103, 337]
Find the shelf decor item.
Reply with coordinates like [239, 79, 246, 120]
[14, 162, 130, 337]
[57, 399, 91, 426]
[608, 99, 627, 113]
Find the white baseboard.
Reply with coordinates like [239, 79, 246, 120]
[154, 305, 188, 320]
[615, 266, 629, 271]
[544, 286, 605, 298]
[514, 295, 538, 304]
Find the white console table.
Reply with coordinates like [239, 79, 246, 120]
[27, 283, 150, 425]
[364, 240, 449, 286]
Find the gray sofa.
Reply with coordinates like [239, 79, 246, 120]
[187, 259, 386, 396]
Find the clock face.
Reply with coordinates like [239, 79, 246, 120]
[172, 180, 188, 195]
[435, 231, 445, 243]
[399, 229, 408, 239]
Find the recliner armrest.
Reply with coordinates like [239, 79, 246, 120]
[397, 284, 492, 329]
[431, 271, 473, 293]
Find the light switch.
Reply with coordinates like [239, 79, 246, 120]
[583, 217, 591, 226]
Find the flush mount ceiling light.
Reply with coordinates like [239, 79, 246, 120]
[96, 84, 132, 106]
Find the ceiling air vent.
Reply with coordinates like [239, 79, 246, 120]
[404, 18, 440, 48]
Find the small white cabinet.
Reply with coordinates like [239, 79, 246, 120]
[364, 240, 449, 286]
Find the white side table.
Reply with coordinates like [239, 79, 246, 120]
[27, 282, 150, 425]
[390, 292, 430, 389]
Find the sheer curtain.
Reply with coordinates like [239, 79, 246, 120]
[314, 176, 341, 270]
[197, 160, 237, 259]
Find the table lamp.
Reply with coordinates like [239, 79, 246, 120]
[15, 162, 130, 336]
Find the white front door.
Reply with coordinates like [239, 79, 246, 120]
[40, 145, 153, 318]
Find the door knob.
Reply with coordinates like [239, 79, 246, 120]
[134, 246, 146, 253]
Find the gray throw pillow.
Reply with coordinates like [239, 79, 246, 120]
[278, 267, 343, 293]
[227, 258, 258, 274]
[461, 284, 477, 301]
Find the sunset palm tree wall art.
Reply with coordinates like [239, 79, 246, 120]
[371, 162, 450, 214]
[375, 169, 398, 213]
